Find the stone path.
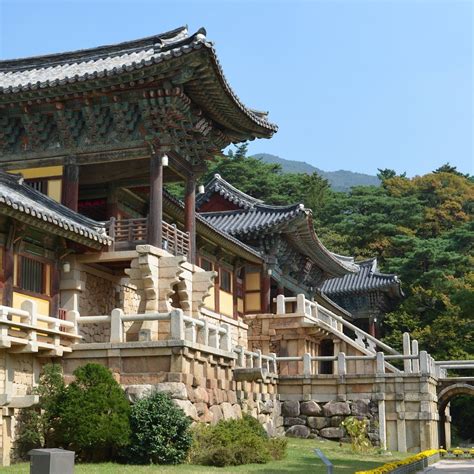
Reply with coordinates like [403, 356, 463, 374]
[421, 459, 474, 473]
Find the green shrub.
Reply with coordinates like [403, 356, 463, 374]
[15, 364, 65, 459]
[268, 437, 288, 461]
[189, 415, 287, 467]
[57, 363, 130, 461]
[124, 392, 192, 464]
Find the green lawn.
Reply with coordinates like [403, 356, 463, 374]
[0, 439, 408, 474]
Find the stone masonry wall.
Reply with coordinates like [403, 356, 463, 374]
[282, 399, 379, 444]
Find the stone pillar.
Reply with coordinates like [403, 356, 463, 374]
[185, 175, 196, 264]
[61, 162, 79, 211]
[59, 258, 84, 312]
[148, 154, 164, 249]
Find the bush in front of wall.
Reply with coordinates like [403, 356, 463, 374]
[56, 363, 131, 462]
[341, 416, 372, 453]
[124, 392, 192, 465]
[189, 415, 287, 467]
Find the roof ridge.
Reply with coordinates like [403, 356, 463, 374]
[0, 26, 190, 70]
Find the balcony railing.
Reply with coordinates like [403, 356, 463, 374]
[107, 217, 189, 256]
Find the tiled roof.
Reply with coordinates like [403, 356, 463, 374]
[0, 172, 110, 245]
[198, 175, 358, 277]
[0, 26, 276, 136]
[196, 174, 264, 210]
[200, 204, 305, 235]
[320, 258, 402, 296]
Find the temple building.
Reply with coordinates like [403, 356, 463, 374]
[321, 258, 403, 336]
[0, 27, 460, 465]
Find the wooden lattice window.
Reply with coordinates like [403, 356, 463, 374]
[19, 255, 45, 294]
[25, 179, 48, 194]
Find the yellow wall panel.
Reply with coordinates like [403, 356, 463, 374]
[245, 293, 261, 312]
[10, 166, 63, 179]
[203, 286, 215, 311]
[13, 292, 50, 323]
[48, 179, 62, 202]
[219, 290, 233, 317]
[237, 298, 244, 314]
[245, 272, 261, 291]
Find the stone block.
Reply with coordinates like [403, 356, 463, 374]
[323, 401, 350, 417]
[320, 427, 345, 439]
[195, 402, 208, 417]
[286, 425, 310, 438]
[227, 390, 237, 405]
[232, 404, 242, 419]
[210, 405, 223, 425]
[155, 382, 188, 400]
[124, 384, 154, 403]
[260, 399, 274, 415]
[284, 417, 307, 426]
[194, 386, 209, 404]
[221, 402, 237, 420]
[330, 415, 345, 427]
[300, 400, 322, 416]
[282, 400, 300, 417]
[307, 416, 330, 430]
[173, 399, 199, 421]
[351, 399, 370, 416]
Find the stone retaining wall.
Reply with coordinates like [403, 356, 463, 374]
[282, 399, 379, 444]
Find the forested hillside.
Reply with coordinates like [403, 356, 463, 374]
[253, 153, 381, 191]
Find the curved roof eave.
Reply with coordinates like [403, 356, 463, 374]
[0, 27, 277, 139]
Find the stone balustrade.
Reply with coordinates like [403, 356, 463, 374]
[70, 307, 233, 353]
[0, 301, 80, 356]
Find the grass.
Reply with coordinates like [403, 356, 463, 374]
[0, 439, 408, 474]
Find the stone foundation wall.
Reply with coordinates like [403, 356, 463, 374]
[281, 399, 379, 444]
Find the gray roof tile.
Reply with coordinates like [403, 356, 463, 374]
[320, 258, 402, 296]
[0, 172, 110, 245]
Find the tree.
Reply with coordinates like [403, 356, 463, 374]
[57, 364, 131, 461]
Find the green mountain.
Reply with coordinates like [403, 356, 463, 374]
[253, 153, 380, 192]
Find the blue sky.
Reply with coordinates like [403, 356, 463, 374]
[1, 0, 472, 176]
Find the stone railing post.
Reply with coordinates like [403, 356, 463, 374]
[236, 345, 245, 368]
[110, 308, 124, 343]
[21, 300, 37, 345]
[255, 349, 262, 369]
[0, 308, 10, 346]
[303, 352, 312, 377]
[411, 339, 419, 372]
[419, 350, 429, 375]
[276, 294, 286, 315]
[376, 352, 385, 374]
[170, 309, 184, 340]
[197, 319, 209, 346]
[403, 332, 412, 373]
[185, 320, 196, 343]
[337, 352, 347, 376]
[269, 352, 277, 374]
[296, 294, 306, 315]
[220, 323, 231, 352]
[208, 327, 218, 348]
[65, 310, 79, 337]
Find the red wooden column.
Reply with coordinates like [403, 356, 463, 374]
[148, 154, 164, 249]
[1, 245, 14, 307]
[184, 175, 196, 264]
[61, 163, 79, 212]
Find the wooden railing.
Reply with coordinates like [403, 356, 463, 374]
[107, 217, 189, 256]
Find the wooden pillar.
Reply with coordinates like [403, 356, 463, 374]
[185, 175, 196, 264]
[148, 154, 163, 248]
[61, 163, 79, 212]
[369, 320, 376, 337]
[2, 246, 13, 307]
[261, 269, 271, 314]
[106, 185, 119, 220]
[50, 261, 60, 317]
